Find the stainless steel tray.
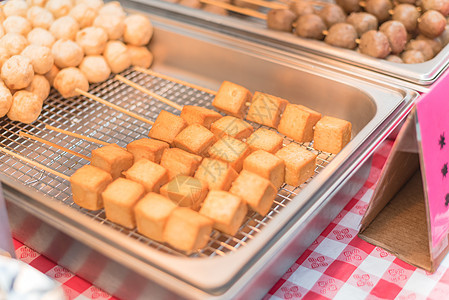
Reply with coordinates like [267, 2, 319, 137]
[3, 6, 417, 300]
[130, 0, 449, 91]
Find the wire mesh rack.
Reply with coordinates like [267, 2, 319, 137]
[0, 68, 334, 258]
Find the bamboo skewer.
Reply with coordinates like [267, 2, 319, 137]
[0, 146, 70, 181]
[200, 0, 268, 19]
[44, 124, 109, 146]
[237, 0, 287, 9]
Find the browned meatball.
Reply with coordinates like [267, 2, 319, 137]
[392, 4, 420, 33]
[295, 14, 327, 39]
[385, 55, 404, 63]
[438, 25, 449, 45]
[418, 10, 446, 38]
[267, 9, 297, 32]
[346, 12, 378, 37]
[396, 0, 417, 3]
[336, 0, 361, 13]
[364, 0, 393, 23]
[422, 0, 449, 16]
[402, 50, 425, 63]
[405, 40, 434, 60]
[289, 0, 315, 16]
[325, 23, 358, 49]
[359, 30, 391, 58]
[379, 21, 407, 54]
[416, 34, 443, 55]
[317, 4, 346, 28]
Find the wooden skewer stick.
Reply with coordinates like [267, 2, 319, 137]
[0, 146, 70, 181]
[74, 88, 154, 125]
[199, 0, 268, 20]
[19, 132, 91, 162]
[44, 124, 109, 146]
[115, 74, 183, 111]
[237, 0, 287, 9]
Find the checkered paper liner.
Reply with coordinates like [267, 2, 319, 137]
[14, 140, 449, 300]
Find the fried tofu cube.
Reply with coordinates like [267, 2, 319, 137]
[210, 116, 253, 140]
[278, 104, 321, 143]
[246, 92, 288, 128]
[173, 124, 216, 156]
[194, 158, 238, 191]
[212, 81, 252, 118]
[123, 158, 168, 193]
[126, 138, 169, 164]
[163, 207, 213, 253]
[313, 116, 352, 154]
[91, 144, 134, 180]
[276, 143, 317, 187]
[70, 165, 113, 210]
[148, 110, 187, 145]
[246, 128, 284, 154]
[134, 192, 177, 242]
[229, 170, 277, 216]
[160, 175, 209, 211]
[208, 136, 251, 172]
[199, 190, 247, 235]
[243, 150, 285, 189]
[297, 104, 322, 123]
[102, 178, 145, 228]
[160, 148, 203, 179]
[180, 105, 222, 129]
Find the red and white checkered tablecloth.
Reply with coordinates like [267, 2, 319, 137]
[13, 139, 449, 299]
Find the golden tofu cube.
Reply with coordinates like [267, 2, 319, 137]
[126, 138, 169, 164]
[91, 144, 134, 180]
[229, 170, 277, 216]
[180, 105, 222, 129]
[160, 148, 203, 179]
[278, 104, 321, 143]
[160, 175, 209, 211]
[210, 116, 253, 140]
[313, 116, 352, 154]
[134, 192, 177, 242]
[297, 104, 322, 123]
[194, 158, 238, 191]
[102, 178, 145, 228]
[212, 81, 252, 118]
[70, 165, 113, 210]
[173, 124, 217, 156]
[208, 136, 251, 172]
[246, 92, 288, 128]
[246, 128, 284, 154]
[148, 110, 187, 145]
[163, 207, 213, 253]
[199, 190, 247, 235]
[123, 158, 168, 193]
[276, 143, 317, 187]
[243, 150, 285, 189]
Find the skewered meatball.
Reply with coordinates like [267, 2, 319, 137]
[392, 4, 420, 33]
[386, 54, 403, 63]
[1, 55, 34, 90]
[289, 0, 315, 16]
[27, 0, 46, 6]
[364, 0, 393, 23]
[21, 45, 54, 74]
[123, 14, 153, 46]
[45, 0, 72, 18]
[79, 55, 111, 83]
[346, 12, 378, 37]
[127, 45, 153, 68]
[397, 0, 417, 3]
[93, 14, 124, 40]
[418, 10, 446, 38]
[0, 47, 9, 69]
[325, 23, 358, 49]
[359, 30, 391, 58]
[379, 21, 407, 54]
[44, 64, 59, 86]
[8, 90, 42, 123]
[51, 39, 84, 68]
[416, 35, 443, 56]
[3, 0, 28, 17]
[336, 0, 361, 13]
[0, 33, 28, 56]
[25, 75, 50, 102]
[402, 49, 425, 63]
[27, 28, 55, 48]
[317, 4, 346, 28]
[26, 6, 54, 29]
[53, 67, 89, 98]
[50, 16, 79, 40]
[422, 0, 449, 16]
[0, 80, 12, 117]
[267, 9, 297, 32]
[70, 3, 97, 29]
[103, 40, 131, 73]
[76, 27, 108, 55]
[3, 16, 31, 36]
[438, 25, 449, 45]
[295, 14, 327, 39]
[98, 1, 125, 18]
[405, 40, 434, 60]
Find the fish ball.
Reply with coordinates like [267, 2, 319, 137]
[50, 16, 79, 40]
[1, 55, 34, 89]
[128, 45, 153, 68]
[0, 80, 12, 117]
[4, 0, 28, 17]
[0, 47, 9, 69]
[51, 39, 84, 68]
[3, 16, 31, 35]
[21, 44, 53, 74]
[98, 1, 125, 18]
[123, 14, 153, 46]
[26, 0, 46, 7]
[75, 0, 104, 12]
[7, 90, 42, 123]
[76, 27, 107, 55]
[44, 64, 59, 86]
[0, 25, 4, 40]
[0, 33, 28, 56]
[27, 28, 55, 48]
[103, 41, 131, 73]
[25, 74, 50, 102]
[26, 5, 54, 29]
[70, 3, 97, 28]
[45, 0, 72, 18]
[79, 55, 111, 83]
[53, 67, 89, 98]
[93, 14, 124, 40]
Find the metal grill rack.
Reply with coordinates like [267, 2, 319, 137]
[0, 68, 334, 258]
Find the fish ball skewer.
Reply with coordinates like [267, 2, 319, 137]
[1, 54, 34, 90]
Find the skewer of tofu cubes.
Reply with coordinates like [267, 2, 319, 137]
[3, 68, 352, 254]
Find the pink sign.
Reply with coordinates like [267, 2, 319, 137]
[416, 71, 449, 250]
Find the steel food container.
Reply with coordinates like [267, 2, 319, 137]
[2, 3, 417, 299]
